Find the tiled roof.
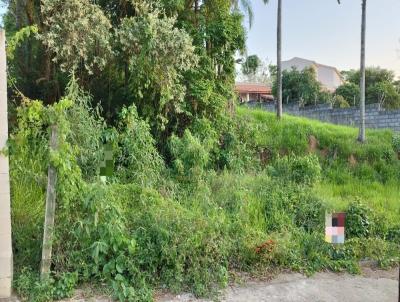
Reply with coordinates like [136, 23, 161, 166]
[235, 82, 272, 94]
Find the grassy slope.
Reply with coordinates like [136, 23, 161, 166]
[237, 106, 400, 225]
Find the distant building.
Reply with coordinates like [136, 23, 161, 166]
[282, 57, 344, 92]
[235, 82, 273, 103]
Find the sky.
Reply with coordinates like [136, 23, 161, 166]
[244, 0, 400, 77]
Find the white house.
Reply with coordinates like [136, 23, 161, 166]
[235, 82, 273, 103]
[282, 57, 344, 92]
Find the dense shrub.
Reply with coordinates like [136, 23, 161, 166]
[13, 269, 78, 302]
[216, 117, 262, 172]
[387, 225, 400, 244]
[393, 133, 400, 153]
[335, 82, 360, 106]
[345, 200, 375, 239]
[169, 129, 215, 182]
[114, 105, 165, 187]
[333, 95, 350, 108]
[272, 67, 324, 106]
[270, 154, 321, 186]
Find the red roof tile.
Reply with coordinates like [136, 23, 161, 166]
[235, 83, 271, 94]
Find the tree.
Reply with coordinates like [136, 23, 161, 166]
[241, 55, 261, 76]
[117, 4, 198, 137]
[272, 67, 323, 106]
[339, 67, 400, 108]
[338, 0, 367, 141]
[40, 0, 113, 75]
[344, 67, 395, 95]
[367, 81, 400, 109]
[231, 0, 255, 27]
[238, 55, 271, 84]
[335, 82, 360, 106]
[4, 0, 246, 153]
[276, 0, 282, 119]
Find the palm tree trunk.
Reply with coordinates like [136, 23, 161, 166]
[358, 0, 366, 142]
[276, 0, 283, 119]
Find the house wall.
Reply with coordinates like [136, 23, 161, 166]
[0, 30, 12, 299]
[317, 65, 342, 91]
[239, 93, 263, 102]
[282, 58, 343, 92]
[282, 58, 313, 72]
[246, 101, 400, 132]
[239, 93, 248, 102]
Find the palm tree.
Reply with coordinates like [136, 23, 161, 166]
[338, 0, 367, 141]
[232, 0, 256, 27]
[358, 0, 367, 142]
[276, 0, 282, 119]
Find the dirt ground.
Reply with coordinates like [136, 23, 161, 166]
[53, 265, 399, 302]
[156, 266, 399, 302]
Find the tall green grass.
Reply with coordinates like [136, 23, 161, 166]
[315, 181, 400, 226]
[237, 106, 400, 218]
[237, 106, 397, 165]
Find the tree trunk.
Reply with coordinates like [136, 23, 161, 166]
[40, 125, 58, 280]
[276, 0, 283, 119]
[358, 0, 367, 142]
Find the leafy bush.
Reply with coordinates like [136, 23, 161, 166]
[335, 82, 360, 106]
[387, 225, 400, 244]
[216, 117, 262, 172]
[333, 95, 350, 108]
[64, 78, 105, 181]
[271, 154, 321, 186]
[114, 105, 164, 187]
[272, 67, 323, 106]
[54, 183, 232, 300]
[293, 194, 326, 233]
[345, 200, 375, 238]
[169, 129, 213, 182]
[393, 133, 400, 153]
[14, 269, 78, 302]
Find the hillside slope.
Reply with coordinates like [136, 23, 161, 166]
[237, 106, 400, 225]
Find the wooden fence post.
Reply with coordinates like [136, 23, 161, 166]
[40, 125, 58, 280]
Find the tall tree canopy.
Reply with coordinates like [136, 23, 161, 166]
[4, 0, 246, 146]
[337, 67, 400, 109]
[272, 67, 323, 106]
[241, 55, 261, 76]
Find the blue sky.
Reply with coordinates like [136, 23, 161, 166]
[245, 0, 400, 76]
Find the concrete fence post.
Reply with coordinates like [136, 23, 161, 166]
[0, 30, 13, 298]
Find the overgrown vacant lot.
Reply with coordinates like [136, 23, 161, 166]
[11, 100, 400, 302]
[237, 107, 400, 225]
